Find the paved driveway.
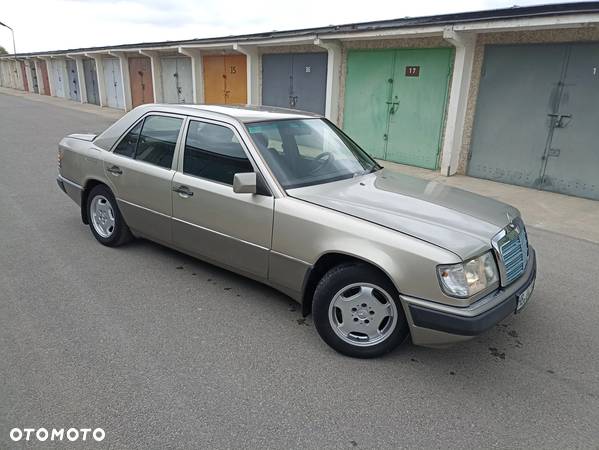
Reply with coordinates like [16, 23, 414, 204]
[1, 92, 598, 449]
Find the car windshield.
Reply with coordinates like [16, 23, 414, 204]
[246, 118, 380, 189]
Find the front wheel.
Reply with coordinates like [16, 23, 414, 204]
[312, 264, 409, 358]
[86, 184, 132, 247]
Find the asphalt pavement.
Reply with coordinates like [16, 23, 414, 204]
[1, 92, 598, 449]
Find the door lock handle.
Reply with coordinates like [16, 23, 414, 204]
[386, 101, 400, 114]
[173, 185, 193, 197]
[106, 165, 122, 175]
[548, 113, 572, 128]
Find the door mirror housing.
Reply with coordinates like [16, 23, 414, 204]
[233, 172, 257, 194]
[233, 172, 272, 196]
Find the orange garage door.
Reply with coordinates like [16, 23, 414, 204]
[203, 54, 247, 104]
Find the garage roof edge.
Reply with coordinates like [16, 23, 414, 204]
[2, 1, 599, 58]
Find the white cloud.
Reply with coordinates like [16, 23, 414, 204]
[0, 0, 577, 53]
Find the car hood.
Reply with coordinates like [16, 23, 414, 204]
[287, 169, 520, 260]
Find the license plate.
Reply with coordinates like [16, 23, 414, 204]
[516, 280, 535, 313]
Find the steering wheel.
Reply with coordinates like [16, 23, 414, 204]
[307, 152, 335, 175]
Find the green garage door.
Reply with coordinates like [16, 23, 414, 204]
[343, 48, 452, 169]
[468, 43, 599, 200]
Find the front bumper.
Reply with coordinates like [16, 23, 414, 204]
[401, 247, 536, 346]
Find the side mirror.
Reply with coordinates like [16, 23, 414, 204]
[233, 172, 257, 194]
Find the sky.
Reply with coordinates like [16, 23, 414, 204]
[0, 0, 581, 54]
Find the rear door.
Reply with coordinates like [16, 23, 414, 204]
[103, 114, 185, 244]
[171, 119, 273, 279]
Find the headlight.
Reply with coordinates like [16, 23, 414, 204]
[437, 251, 499, 298]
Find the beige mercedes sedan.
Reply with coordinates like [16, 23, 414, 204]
[57, 104, 536, 358]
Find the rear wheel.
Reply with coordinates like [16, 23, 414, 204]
[86, 184, 132, 247]
[313, 264, 409, 358]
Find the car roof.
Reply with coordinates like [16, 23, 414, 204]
[92, 103, 322, 151]
[140, 104, 321, 123]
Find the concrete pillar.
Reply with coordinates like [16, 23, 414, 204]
[440, 29, 477, 176]
[40, 57, 55, 96]
[33, 59, 46, 94]
[233, 43, 260, 105]
[178, 47, 204, 104]
[87, 54, 107, 107]
[314, 39, 342, 124]
[110, 51, 132, 110]
[140, 50, 163, 103]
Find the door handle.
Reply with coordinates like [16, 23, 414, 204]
[173, 185, 194, 197]
[106, 165, 122, 175]
[386, 101, 400, 115]
[548, 113, 572, 128]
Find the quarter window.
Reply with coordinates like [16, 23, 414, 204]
[113, 115, 183, 169]
[114, 121, 142, 158]
[183, 121, 253, 184]
[135, 116, 183, 169]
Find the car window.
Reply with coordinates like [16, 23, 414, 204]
[113, 121, 142, 158]
[247, 119, 378, 189]
[134, 115, 183, 169]
[183, 120, 253, 185]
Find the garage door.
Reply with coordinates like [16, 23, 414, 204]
[203, 54, 247, 104]
[29, 61, 39, 93]
[468, 43, 599, 200]
[51, 59, 66, 98]
[160, 57, 193, 104]
[343, 48, 452, 169]
[103, 58, 125, 109]
[262, 52, 327, 114]
[128, 56, 154, 107]
[39, 60, 51, 96]
[83, 59, 100, 105]
[66, 59, 80, 102]
[19, 61, 29, 91]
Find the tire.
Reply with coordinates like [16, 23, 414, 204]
[86, 184, 132, 247]
[312, 263, 409, 358]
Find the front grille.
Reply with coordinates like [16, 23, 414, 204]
[494, 220, 529, 285]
